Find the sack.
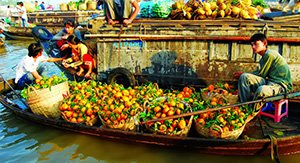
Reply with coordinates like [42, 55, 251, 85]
[26, 81, 69, 119]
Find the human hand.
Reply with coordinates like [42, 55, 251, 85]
[60, 44, 69, 51]
[108, 19, 116, 25]
[63, 62, 70, 68]
[62, 35, 69, 39]
[123, 19, 132, 25]
[84, 72, 91, 79]
[234, 72, 243, 79]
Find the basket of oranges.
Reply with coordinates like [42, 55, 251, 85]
[201, 82, 239, 104]
[140, 97, 193, 136]
[193, 97, 258, 139]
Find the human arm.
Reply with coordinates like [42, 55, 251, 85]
[106, 7, 116, 25]
[253, 52, 274, 78]
[31, 71, 43, 80]
[74, 30, 82, 41]
[123, 1, 140, 25]
[47, 58, 63, 62]
[84, 64, 93, 78]
[52, 29, 67, 40]
[233, 72, 243, 79]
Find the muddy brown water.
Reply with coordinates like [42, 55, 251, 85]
[0, 40, 299, 163]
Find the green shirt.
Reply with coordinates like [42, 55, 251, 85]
[252, 49, 293, 92]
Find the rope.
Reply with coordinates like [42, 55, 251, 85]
[262, 24, 269, 37]
[269, 135, 280, 163]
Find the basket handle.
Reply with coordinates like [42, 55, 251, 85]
[143, 100, 149, 111]
[209, 124, 223, 136]
[27, 85, 39, 95]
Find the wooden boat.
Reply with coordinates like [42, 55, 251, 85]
[5, 9, 103, 40]
[33, 16, 300, 100]
[3, 25, 87, 40]
[1, 78, 300, 157]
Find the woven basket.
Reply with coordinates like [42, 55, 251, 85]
[201, 88, 239, 104]
[99, 113, 140, 131]
[194, 111, 258, 139]
[143, 97, 193, 136]
[61, 112, 98, 126]
[26, 81, 69, 119]
[145, 115, 193, 136]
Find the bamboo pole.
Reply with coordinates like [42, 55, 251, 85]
[140, 92, 300, 125]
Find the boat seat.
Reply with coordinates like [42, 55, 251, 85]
[259, 99, 288, 123]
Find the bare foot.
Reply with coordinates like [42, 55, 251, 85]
[76, 71, 84, 76]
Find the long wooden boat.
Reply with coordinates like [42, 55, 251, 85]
[5, 10, 104, 40]
[1, 78, 300, 157]
[34, 15, 300, 98]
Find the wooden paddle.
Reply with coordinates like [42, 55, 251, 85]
[140, 92, 300, 125]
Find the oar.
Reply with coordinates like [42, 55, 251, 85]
[0, 74, 29, 108]
[140, 92, 300, 125]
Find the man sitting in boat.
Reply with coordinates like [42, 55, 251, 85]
[52, 19, 82, 58]
[234, 33, 292, 104]
[62, 35, 96, 79]
[104, 0, 140, 25]
[15, 42, 63, 89]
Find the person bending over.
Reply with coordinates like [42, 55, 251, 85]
[15, 42, 63, 89]
[64, 35, 96, 79]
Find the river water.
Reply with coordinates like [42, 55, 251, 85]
[0, 40, 299, 163]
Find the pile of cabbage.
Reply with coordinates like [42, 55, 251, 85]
[140, 0, 173, 18]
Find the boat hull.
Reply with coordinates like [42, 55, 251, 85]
[1, 79, 300, 156]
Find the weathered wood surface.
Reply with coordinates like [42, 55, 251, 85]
[84, 19, 300, 91]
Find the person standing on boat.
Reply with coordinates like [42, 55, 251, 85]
[234, 33, 293, 103]
[52, 19, 82, 58]
[17, 2, 28, 27]
[104, 0, 140, 25]
[40, 2, 46, 10]
[15, 42, 63, 89]
[63, 35, 95, 79]
[5, 5, 12, 25]
[34, 1, 40, 11]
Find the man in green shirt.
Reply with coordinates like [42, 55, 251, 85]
[234, 33, 293, 102]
